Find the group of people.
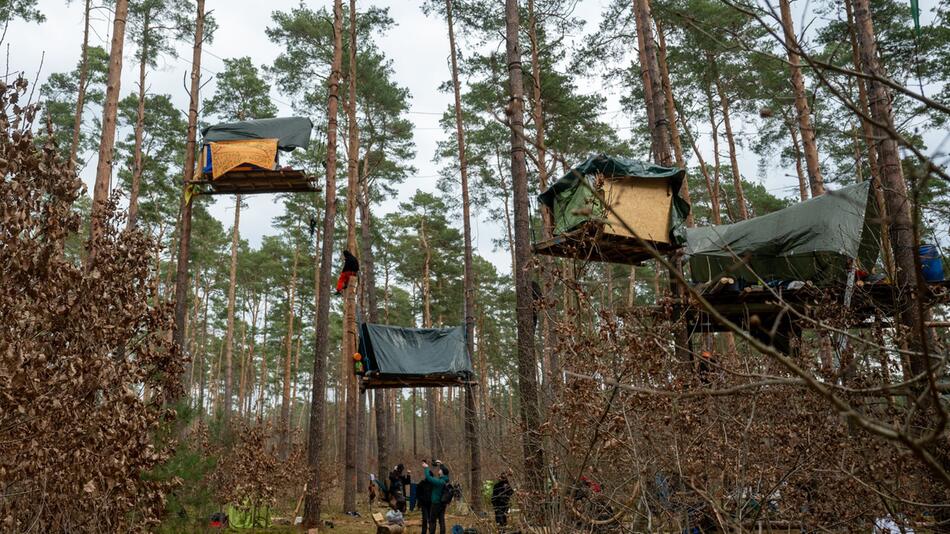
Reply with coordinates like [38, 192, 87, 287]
[374, 460, 452, 534]
[371, 461, 515, 533]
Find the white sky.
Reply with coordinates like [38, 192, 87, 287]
[10, 0, 947, 274]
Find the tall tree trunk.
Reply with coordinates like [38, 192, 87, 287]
[704, 83, 723, 224]
[172, 0, 206, 376]
[779, 0, 824, 197]
[127, 7, 150, 229]
[655, 18, 692, 223]
[280, 243, 300, 457]
[852, 0, 929, 364]
[635, 0, 691, 362]
[342, 0, 360, 514]
[88, 0, 129, 264]
[711, 57, 748, 220]
[258, 295, 269, 419]
[633, 0, 672, 166]
[445, 0, 482, 507]
[223, 195, 241, 427]
[303, 0, 342, 525]
[787, 119, 809, 202]
[504, 0, 546, 515]
[845, 0, 895, 279]
[527, 0, 561, 415]
[240, 297, 260, 419]
[360, 157, 388, 481]
[69, 0, 92, 172]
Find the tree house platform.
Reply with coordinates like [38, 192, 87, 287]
[358, 373, 477, 391]
[189, 169, 321, 196]
[532, 221, 681, 265]
[686, 279, 950, 334]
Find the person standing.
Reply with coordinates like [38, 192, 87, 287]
[421, 461, 448, 534]
[388, 464, 410, 513]
[417, 465, 432, 533]
[491, 472, 514, 528]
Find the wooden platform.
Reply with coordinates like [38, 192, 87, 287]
[359, 373, 477, 391]
[686, 279, 950, 333]
[189, 169, 320, 196]
[532, 222, 679, 265]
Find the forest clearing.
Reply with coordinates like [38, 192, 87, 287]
[2, 0, 950, 532]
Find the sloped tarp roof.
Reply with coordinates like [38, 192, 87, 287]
[686, 181, 881, 285]
[537, 154, 690, 243]
[359, 324, 474, 378]
[201, 117, 313, 151]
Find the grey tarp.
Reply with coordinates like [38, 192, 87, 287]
[686, 181, 881, 285]
[537, 153, 691, 243]
[201, 117, 313, 151]
[359, 324, 474, 378]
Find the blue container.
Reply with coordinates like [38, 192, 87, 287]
[919, 244, 945, 282]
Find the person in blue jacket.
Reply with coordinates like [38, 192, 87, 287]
[421, 460, 449, 534]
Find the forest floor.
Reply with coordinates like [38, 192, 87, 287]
[163, 502, 488, 533]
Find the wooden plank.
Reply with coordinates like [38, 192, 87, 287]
[532, 222, 679, 265]
[188, 169, 321, 196]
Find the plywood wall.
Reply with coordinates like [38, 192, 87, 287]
[601, 177, 673, 244]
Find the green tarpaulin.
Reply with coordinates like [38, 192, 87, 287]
[201, 117, 313, 151]
[537, 153, 690, 243]
[686, 181, 881, 285]
[359, 324, 473, 379]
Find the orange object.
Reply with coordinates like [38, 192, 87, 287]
[353, 352, 362, 361]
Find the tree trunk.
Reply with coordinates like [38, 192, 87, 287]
[787, 119, 809, 202]
[88, 0, 129, 264]
[779, 0, 824, 197]
[504, 0, 546, 516]
[258, 295, 269, 419]
[342, 0, 360, 514]
[360, 157, 388, 481]
[852, 0, 929, 365]
[280, 242, 300, 457]
[445, 0, 482, 508]
[69, 0, 92, 172]
[223, 195, 241, 427]
[655, 18, 692, 223]
[704, 83, 723, 224]
[635, 0, 691, 362]
[845, 0, 895, 279]
[711, 57, 748, 220]
[303, 0, 342, 525]
[633, 0, 672, 166]
[172, 0, 206, 379]
[127, 8, 150, 229]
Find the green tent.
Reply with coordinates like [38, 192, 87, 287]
[201, 116, 313, 151]
[686, 181, 881, 285]
[359, 324, 474, 388]
[537, 154, 690, 244]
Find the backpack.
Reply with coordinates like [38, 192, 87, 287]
[441, 482, 461, 504]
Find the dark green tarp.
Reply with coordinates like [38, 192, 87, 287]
[537, 154, 690, 243]
[359, 324, 473, 378]
[686, 181, 881, 285]
[201, 117, 313, 151]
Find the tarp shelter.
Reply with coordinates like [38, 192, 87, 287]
[534, 154, 690, 264]
[686, 181, 881, 286]
[201, 117, 313, 151]
[358, 324, 474, 389]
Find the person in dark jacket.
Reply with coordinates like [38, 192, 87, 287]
[421, 461, 449, 534]
[336, 249, 359, 294]
[416, 467, 433, 533]
[388, 464, 410, 513]
[491, 472, 514, 527]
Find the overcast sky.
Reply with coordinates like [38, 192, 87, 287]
[10, 0, 946, 274]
